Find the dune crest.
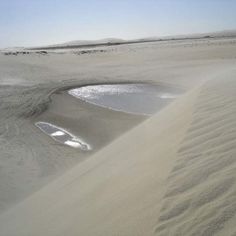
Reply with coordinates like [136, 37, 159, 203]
[0, 81, 198, 236]
[1, 35, 236, 236]
[2, 72, 236, 235]
[155, 74, 236, 235]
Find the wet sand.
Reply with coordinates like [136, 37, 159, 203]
[0, 34, 236, 235]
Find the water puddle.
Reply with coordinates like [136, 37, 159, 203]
[68, 83, 182, 115]
[35, 122, 91, 150]
[35, 83, 183, 150]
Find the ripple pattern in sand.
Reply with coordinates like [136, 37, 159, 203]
[155, 77, 236, 236]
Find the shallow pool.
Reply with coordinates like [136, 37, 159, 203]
[68, 83, 182, 115]
[35, 121, 91, 150]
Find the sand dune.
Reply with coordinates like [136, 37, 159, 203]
[1, 35, 236, 235]
[155, 72, 236, 235]
[0, 81, 145, 212]
[28, 29, 236, 50]
[1, 70, 236, 235]
[0, 80, 199, 236]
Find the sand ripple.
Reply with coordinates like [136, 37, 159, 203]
[155, 77, 236, 235]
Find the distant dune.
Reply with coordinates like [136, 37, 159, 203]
[1, 70, 236, 236]
[56, 38, 125, 46]
[27, 29, 236, 50]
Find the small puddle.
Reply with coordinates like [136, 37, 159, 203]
[35, 83, 183, 150]
[35, 122, 91, 150]
[68, 83, 182, 115]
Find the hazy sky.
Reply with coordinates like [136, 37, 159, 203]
[1, 0, 236, 47]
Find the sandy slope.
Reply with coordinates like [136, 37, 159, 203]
[0, 36, 236, 235]
[1, 36, 235, 214]
[1, 68, 236, 235]
[155, 71, 236, 236]
[0, 81, 199, 236]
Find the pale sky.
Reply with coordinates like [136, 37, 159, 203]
[0, 0, 236, 48]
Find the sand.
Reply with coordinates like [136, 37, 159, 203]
[0, 33, 236, 235]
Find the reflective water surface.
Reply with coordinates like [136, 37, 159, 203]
[35, 83, 183, 149]
[68, 83, 182, 115]
[35, 122, 91, 150]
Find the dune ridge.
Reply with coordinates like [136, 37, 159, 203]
[0, 80, 199, 236]
[1, 36, 236, 235]
[1, 71, 236, 235]
[0, 80, 145, 213]
[155, 72, 236, 235]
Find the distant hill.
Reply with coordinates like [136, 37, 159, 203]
[28, 29, 236, 50]
[56, 38, 125, 46]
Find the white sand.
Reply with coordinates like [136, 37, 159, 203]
[0, 34, 236, 235]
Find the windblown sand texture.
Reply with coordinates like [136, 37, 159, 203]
[0, 32, 236, 235]
[155, 75, 236, 236]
